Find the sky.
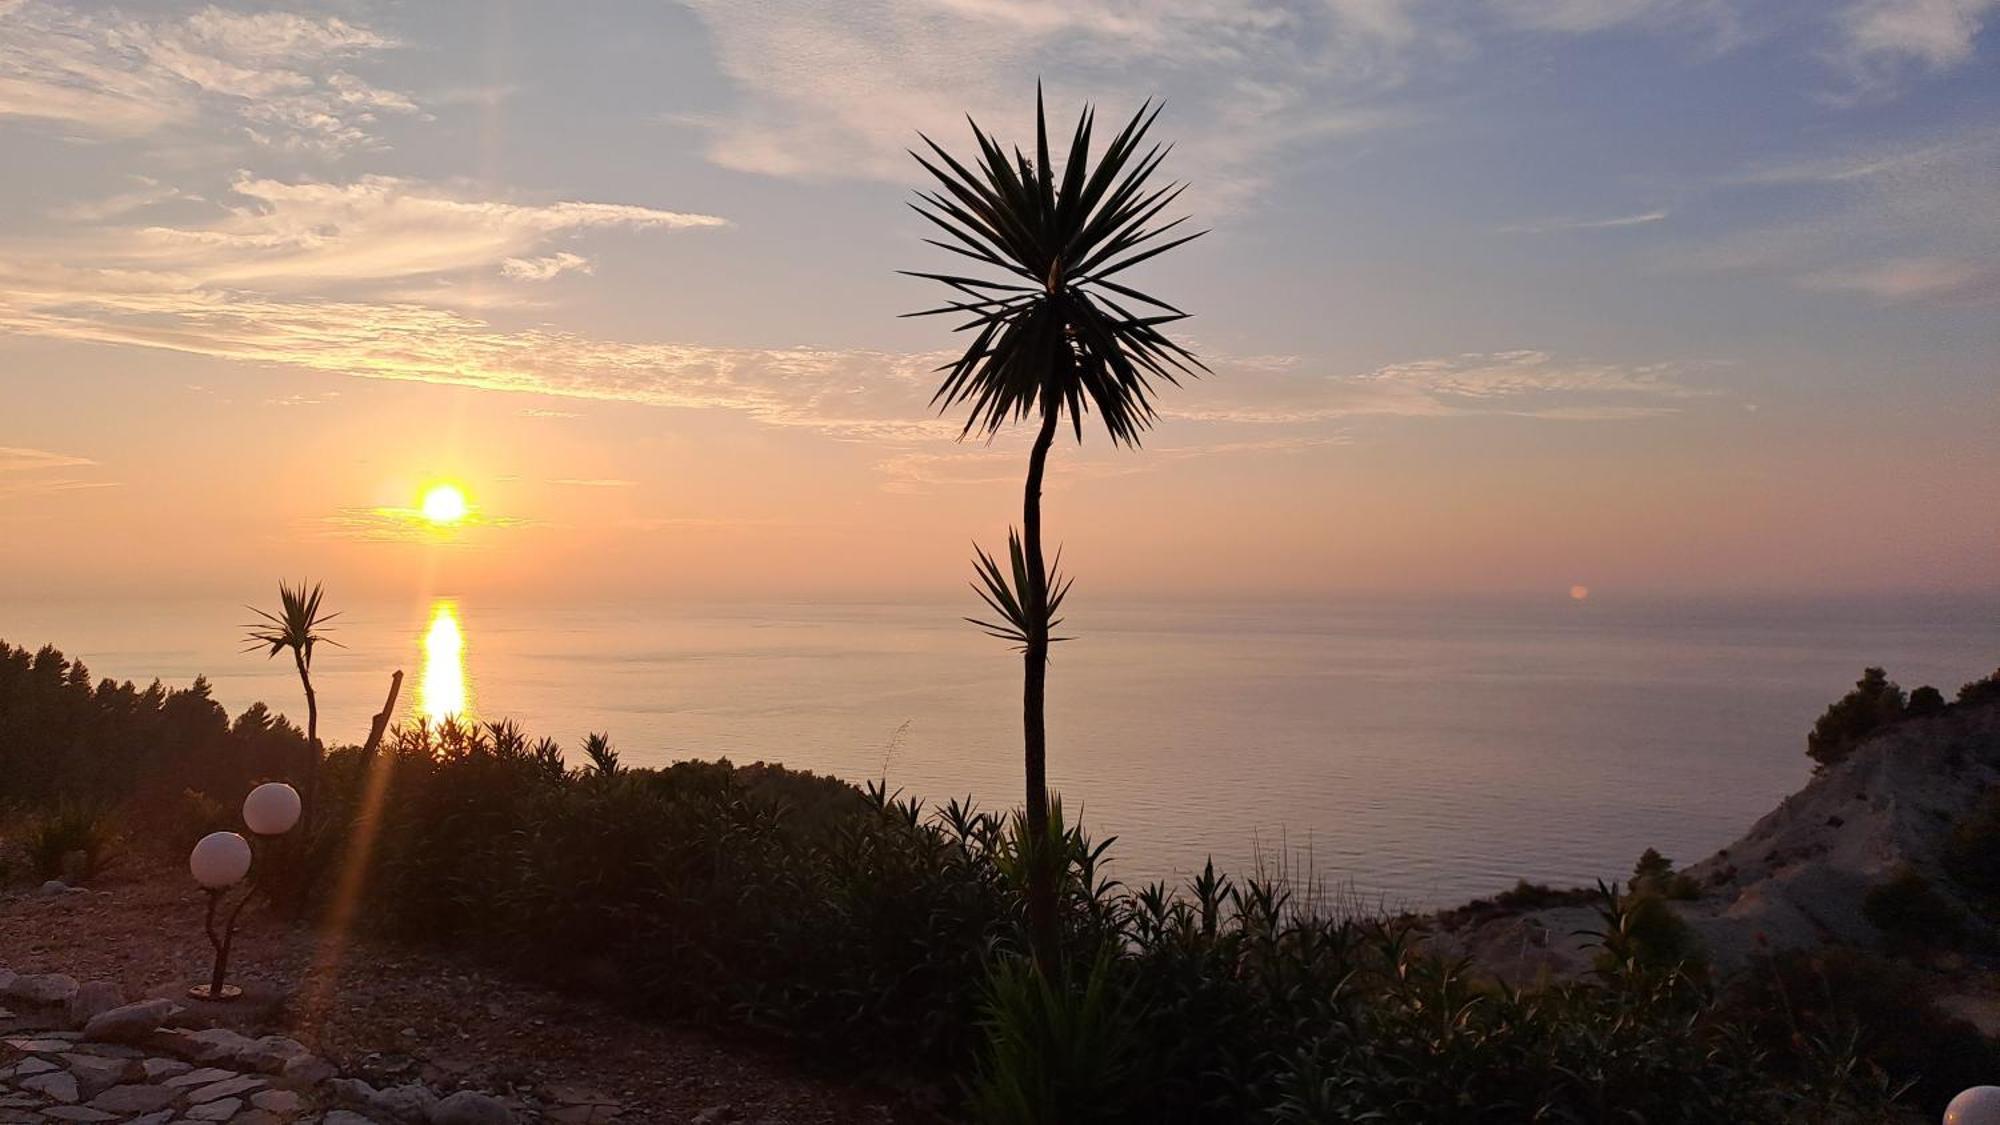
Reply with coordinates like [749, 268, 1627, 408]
[0, 0, 1995, 604]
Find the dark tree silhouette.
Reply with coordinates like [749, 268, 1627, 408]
[1806, 666, 1906, 771]
[906, 88, 1205, 972]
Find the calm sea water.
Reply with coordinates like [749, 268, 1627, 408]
[4, 595, 1994, 907]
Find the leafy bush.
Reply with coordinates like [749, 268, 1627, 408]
[1629, 846, 1702, 900]
[1724, 946, 1999, 1117]
[1907, 685, 1947, 716]
[0, 637, 1940, 1120]
[25, 800, 122, 883]
[1943, 789, 2000, 901]
[1861, 867, 1964, 949]
[1961, 669, 2000, 707]
[1807, 667, 1906, 771]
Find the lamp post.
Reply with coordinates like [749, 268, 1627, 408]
[1948, 1088, 2000, 1125]
[187, 781, 301, 1001]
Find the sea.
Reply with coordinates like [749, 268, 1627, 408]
[4, 594, 1994, 909]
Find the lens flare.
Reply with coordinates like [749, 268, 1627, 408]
[420, 600, 470, 721]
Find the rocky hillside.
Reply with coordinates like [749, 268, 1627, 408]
[1437, 697, 2000, 980]
[1681, 697, 2000, 967]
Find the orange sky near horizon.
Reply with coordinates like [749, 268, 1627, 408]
[1, 1, 1996, 606]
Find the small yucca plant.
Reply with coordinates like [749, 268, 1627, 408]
[243, 580, 340, 802]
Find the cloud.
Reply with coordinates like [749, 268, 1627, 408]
[0, 264, 953, 439]
[42, 174, 725, 290]
[675, 0, 1434, 204]
[876, 435, 1345, 491]
[1682, 126, 2000, 304]
[1168, 350, 1708, 425]
[1489, 0, 1732, 35]
[322, 504, 531, 544]
[1800, 257, 2000, 303]
[0, 444, 113, 499]
[49, 176, 188, 221]
[502, 252, 592, 282]
[0, 445, 95, 472]
[1499, 209, 1670, 233]
[0, 1, 415, 153]
[1826, 0, 1998, 98]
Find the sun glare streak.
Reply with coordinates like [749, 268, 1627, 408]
[420, 600, 470, 721]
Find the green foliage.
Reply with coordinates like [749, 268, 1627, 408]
[580, 731, 621, 778]
[1807, 667, 1907, 771]
[0, 640, 309, 817]
[1584, 881, 1705, 977]
[1942, 788, 2000, 901]
[1960, 668, 2000, 707]
[25, 799, 122, 883]
[0, 636, 1941, 1120]
[906, 87, 1204, 446]
[1629, 846, 1702, 900]
[967, 530, 1072, 651]
[970, 951, 1137, 1124]
[1724, 946, 1996, 1116]
[1907, 685, 1947, 716]
[1861, 867, 1965, 949]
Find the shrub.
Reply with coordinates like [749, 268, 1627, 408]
[1960, 669, 2000, 707]
[1907, 685, 1947, 716]
[1807, 667, 1907, 771]
[0, 637, 1932, 1120]
[1628, 846, 1702, 900]
[1942, 790, 2000, 902]
[1861, 867, 1964, 949]
[25, 800, 122, 883]
[1725, 946, 1998, 1117]
[970, 951, 1137, 1124]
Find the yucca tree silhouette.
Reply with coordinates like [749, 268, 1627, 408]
[244, 580, 340, 804]
[905, 87, 1205, 972]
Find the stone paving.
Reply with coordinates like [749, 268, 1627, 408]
[0, 968, 528, 1125]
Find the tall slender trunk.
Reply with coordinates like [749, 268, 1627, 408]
[1020, 403, 1062, 975]
[294, 649, 319, 808]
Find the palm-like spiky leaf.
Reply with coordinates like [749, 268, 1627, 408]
[905, 85, 1207, 445]
[242, 580, 341, 667]
[967, 530, 1074, 652]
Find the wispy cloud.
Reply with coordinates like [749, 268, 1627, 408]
[1800, 257, 2000, 303]
[1824, 0, 1999, 100]
[322, 505, 532, 544]
[502, 252, 592, 282]
[49, 175, 189, 221]
[1169, 350, 1708, 425]
[0, 1, 416, 153]
[675, 0, 1433, 205]
[0, 445, 95, 472]
[1499, 209, 1670, 234]
[1489, 0, 1744, 41]
[1680, 125, 2000, 304]
[64, 175, 727, 289]
[0, 444, 113, 499]
[876, 435, 1346, 491]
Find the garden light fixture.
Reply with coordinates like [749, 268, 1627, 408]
[187, 782, 300, 1000]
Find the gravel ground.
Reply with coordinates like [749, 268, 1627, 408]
[0, 857, 940, 1124]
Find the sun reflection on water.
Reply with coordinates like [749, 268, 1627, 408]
[420, 600, 471, 722]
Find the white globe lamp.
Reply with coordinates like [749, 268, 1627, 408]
[189, 831, 252, 889]
[242, 782, 302, 836]
[1947, 1087, 2000, 1125]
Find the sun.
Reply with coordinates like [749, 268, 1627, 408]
[420, 483, 469, 525]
